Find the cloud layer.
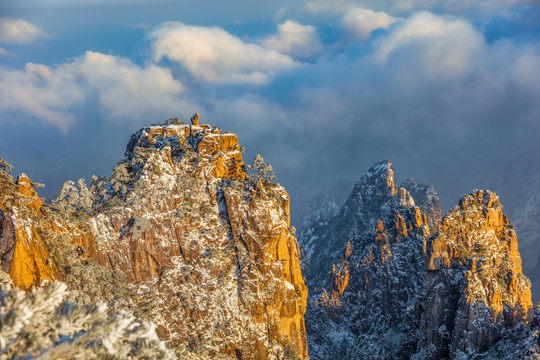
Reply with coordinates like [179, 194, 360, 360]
[262, 20, 323, 60]
[149, 22, 297, 84]
[0, 18, 44, 44]
[1, 4, 539, 231]
[0, 51, 184, 131]
[304, 0, 529, 17]
[339, 7, 401, 41]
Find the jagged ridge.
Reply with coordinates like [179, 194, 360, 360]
[0, 118, 308, 359]
[300, 162, 535, 360]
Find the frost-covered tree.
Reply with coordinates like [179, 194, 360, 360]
[248, 154, 277, 183]
[0, 281, 175, 359]
[0, 157, 16, 207]
[110, 161, 133, 199]
[90, 175, 109, 206]
[54, 179, 93, 215]
[76, 179, 92, 211]
[0, 157, 13, 181]
[55, 181, 79, 210]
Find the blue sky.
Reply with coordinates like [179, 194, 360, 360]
[1, 0, 540, 224]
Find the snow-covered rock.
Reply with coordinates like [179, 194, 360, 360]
[300, 161, 432, 359]
[400, 178, 442, 230]
[298, 161, 425, 290]
[0, 118, 308, 359]
[300, 163, 534, 360]
[419, 190, 532, 359]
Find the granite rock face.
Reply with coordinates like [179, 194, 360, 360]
[61, 121, 307, 359]
[0, 173, 61, 291]
[418, 190, 532, 359]
[300, 163, 534, 359]
[300, 161, 433, 359]
[0, 119, 308, 359]
[400, 178, 442, 230]
[299, 161, 425, 290]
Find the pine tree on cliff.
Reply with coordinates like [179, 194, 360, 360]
[0, 158, 19, 217]
[248, 154, 277, 183]
[0, 157, 15, 196]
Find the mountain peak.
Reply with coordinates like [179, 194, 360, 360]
[1, 119, 309, 359]
[421, 188, 532, 359]
[360, 160, 396, 196]
[298, 160, 418, 289]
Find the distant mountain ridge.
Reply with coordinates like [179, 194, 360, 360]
[299, 161, 537, 359]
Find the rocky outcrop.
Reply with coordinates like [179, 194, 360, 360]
[418, 190, 532, 359]
[0, 173, 61, 291]
[298, 161, 429, 289]
[302, 161, 432, 359]
[300, 163, 534, 359]
[13, 119, 308, 359]
[401, 178, 442, 230]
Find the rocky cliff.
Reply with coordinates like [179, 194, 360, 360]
[300, 161, 434, 359]
[400, 178, 442, 231]
[0, 119, 308, 359]
[418, 190, 532, 359]
[0, 170, 61, 291]
[298, 161, 429, 290]
[300, 163, 535, 359]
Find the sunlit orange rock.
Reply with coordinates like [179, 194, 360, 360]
[16, 174, 42, 214]
[39, 120, 308, 359]
[0, 173, 61, 291]
[8, 221, 61, 291]
[420, 190, 533, 359]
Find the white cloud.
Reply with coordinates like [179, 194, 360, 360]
[373, 12, 485, 78]
[149, 22, 297, 84]
[0, 18, 45, 44]
[262, 21, 324, 61]
[0, 63, 84, 132]
[214, 11, 540, 168]
[78, 51, 183, 120]
[0, 51, 184, 131]
[339, 8, 401, 41]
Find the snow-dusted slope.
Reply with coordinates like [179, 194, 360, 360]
[300, 161, 433, 359]
[511, 174, 540, 302]
[419, 190, 532, 359]
[400, 178, 442, 230]
[513, 175, 540, 269]
[298, 161, 424, 289]
[1, 119, 308, 359]
[296, 183, 351, 271]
